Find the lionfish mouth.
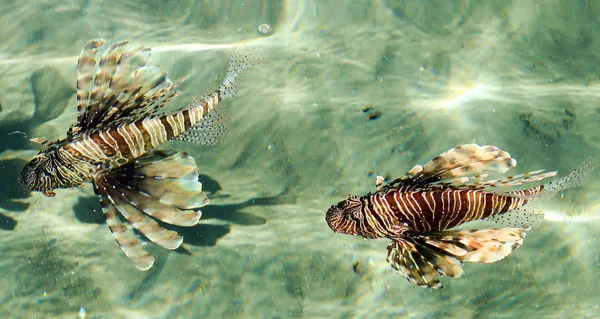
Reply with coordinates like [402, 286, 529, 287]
[20, 160, 54, 194]
[20, 165, 38, 191]
[325, 206, 343, 232]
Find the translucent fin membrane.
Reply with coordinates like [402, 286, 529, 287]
[73, 39, 177, 133]
[175, 105, 231, 145]
[218, 46, 264, 99]
[93, 150, 208, 270]
[387, 228, 525, 289]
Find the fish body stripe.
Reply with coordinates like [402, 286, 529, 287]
[116, 124, 137, 158]
[360, 188, 529, 236]
[61, 91, 221, 173]
[508, 185, 544, 198]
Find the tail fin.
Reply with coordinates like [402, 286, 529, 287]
[542, 158, 598, 197]
[218, 46, 263, 99]
[511, 158, 598, 201]
[387, 228, 525, 289]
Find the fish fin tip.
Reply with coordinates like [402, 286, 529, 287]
[29, 137, 50, 146]
[76, 39, 177, 131]
[94, 150, 206, 251]
[134, 255, 156, 271]
[386, 238, 463, 289]
[387, 228, 525, 288]
[421, 228, 525, 264]
[218, 46, 263, 99]
[96, 190, 157, 270]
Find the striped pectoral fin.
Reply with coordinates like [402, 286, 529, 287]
[112, 150, 209, 220]
[420, 228, 525, 264]
[97, 177, 184, 250]
[106, 175, 203, 227]
[387, 238, 463, 289]
[388, 228, 526, 289]
[95, 184, 155, 270]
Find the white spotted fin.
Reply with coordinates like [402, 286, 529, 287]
[528, 157, 598, 200]
[487, 207, 545, 230]
[93, 150, 208, 270]
[174, 104, 231, 145]
[487, 157, 598, 229]
[173, 46, 262, 146]
[387, 228, 525, 289]
[218, 46, 264, 99]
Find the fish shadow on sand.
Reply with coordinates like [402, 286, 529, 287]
[0, 157, 34, 230]
[0, 66, 76, 215]
[0, 213, 17, 230]
[0, 130, 39, 215]
[0, 158, 31, 214]
[124, 176, 295, 301]
[73, 174, 294, 247]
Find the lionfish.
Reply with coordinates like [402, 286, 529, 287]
[20, 39, 260, 270]
[326, 144, 596, 288]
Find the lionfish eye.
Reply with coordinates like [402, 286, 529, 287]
[348, 209, 362, 222]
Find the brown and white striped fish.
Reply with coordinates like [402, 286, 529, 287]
[20, 39, 261, 270]
[326, 144, 597, 289]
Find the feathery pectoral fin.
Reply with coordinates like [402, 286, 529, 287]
[422, 228, 525, 263]
[113, 149, 209, 220]
[387, 238, 463, 289]
[96, 189, 155, 271]
[388, 228, 525, 289]
[94, 150, 209, 269]
[95, 177, 184, 251]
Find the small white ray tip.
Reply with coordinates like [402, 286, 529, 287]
[376, 175, 385, 187]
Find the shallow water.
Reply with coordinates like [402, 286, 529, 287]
[1, 1, 599, 318]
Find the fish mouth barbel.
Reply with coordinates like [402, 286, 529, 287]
[326, 144, 597, 289]
[20, 39, 263, 270]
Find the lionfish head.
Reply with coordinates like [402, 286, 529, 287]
[21, 149, 65, 196]
[325, 195, 364, 236]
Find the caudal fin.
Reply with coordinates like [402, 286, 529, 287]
[542, 158, 598, 197]
[218, 46, 264, 99]
[510, 158, 598, 201]
[387, 228, 525, 289]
